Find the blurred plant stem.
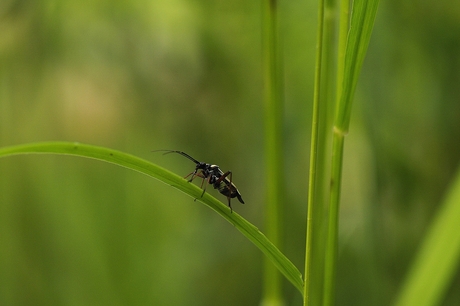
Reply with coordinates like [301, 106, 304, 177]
[262, 0, 285, 305]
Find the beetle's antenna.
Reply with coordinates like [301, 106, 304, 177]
[152, 150, 200, 164]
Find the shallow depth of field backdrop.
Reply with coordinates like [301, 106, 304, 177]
[1, 1, 460, 305]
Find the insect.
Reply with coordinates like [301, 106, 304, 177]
[154, 150, 244, 212]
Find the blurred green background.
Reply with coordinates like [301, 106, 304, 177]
[1, 0, 460, 305]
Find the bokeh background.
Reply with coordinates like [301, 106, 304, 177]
[1, 0, 459, 305]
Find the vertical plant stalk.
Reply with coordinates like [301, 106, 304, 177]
[308, 0, 341, 303]
[322, 0, 350, 305]
[323, 0, 379, 305]
[304, 0, 326, 304]
[262, 0, 285, 304]
[322, 129, 345, 306]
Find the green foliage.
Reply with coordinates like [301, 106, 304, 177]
[0, 142, 303, 295]
[305, 0, 380, 304]
[1, 0, 460, 305]
[335, 0, 380, 133]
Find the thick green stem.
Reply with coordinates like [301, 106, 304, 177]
[321, 0, 349, 304]
[322, 128, 345, 306]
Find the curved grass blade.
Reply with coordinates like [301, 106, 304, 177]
[0, 141, 304, 295]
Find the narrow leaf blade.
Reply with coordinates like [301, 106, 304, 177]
[0, 141, 304, 295]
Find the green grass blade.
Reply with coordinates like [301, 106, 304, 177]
[394, 167, 460, 306]
[335, 0, 380, 133]
[335, 0, 350, 106]
[0, 141, 303, 295]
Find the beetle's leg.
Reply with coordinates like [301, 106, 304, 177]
[199, 175, 206, 188]
[215, 171, 235, 193]
[227, 196, 233, 213]
[186, 169, 208, 184]
[200, 175, 213, 198]
[194, 171, 208, 191]
[214, 171, 234, 211]
[184, 170, 198, 182]
[215, 170, 232, 184]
